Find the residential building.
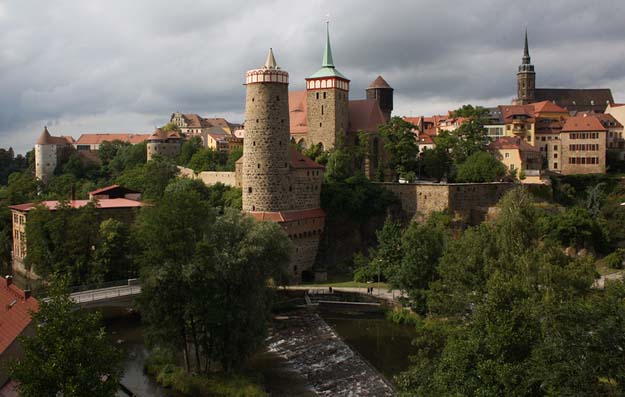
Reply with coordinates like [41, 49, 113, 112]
[74, 133, 150, 151]
[146, 128, 182, 161]
[9, 186, 144, 279]
[501, 104, 536, 145]
[560, 115, 607, 174]
[489, 136, 543, 183]
[0, 276, 38, 386]
[169, 113, 241, 137]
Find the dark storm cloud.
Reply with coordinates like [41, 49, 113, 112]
[1, 0, 624, 153]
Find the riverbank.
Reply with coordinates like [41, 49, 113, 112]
[267, 308, 395, 396]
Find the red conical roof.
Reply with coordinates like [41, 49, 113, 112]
[367, 75, 392, 89]
[35, 126, 53, 145]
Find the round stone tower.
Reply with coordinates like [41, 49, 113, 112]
[34, 126, 57, 184]
[366, 75, 394, 123]
[242, 48, 291, 212]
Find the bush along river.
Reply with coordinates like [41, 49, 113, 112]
[101, 291, 418, 396]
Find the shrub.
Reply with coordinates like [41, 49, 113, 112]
[604, 249, 625, 269]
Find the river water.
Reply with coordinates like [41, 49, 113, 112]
[102, 307, 418, 396]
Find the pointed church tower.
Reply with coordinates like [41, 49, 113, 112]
[305, 22, 350, 150]
[516, 29, 536, 105]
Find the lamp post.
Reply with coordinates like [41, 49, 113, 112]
[377, 259, 381, 296]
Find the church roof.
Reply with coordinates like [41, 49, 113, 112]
[367, 75, 392, 89]
[348, 99, 386, 133]
[534, 88, 614, 113]
[289, 91, 308, 135]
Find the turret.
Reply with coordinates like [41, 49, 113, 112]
[34, 126, 57, 184]
[366, 75, 394, 123]
[305, 22, 350, 150]
[516, 28, 536, 105]
[242, 48, 291, 212]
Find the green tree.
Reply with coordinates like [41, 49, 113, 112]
[420, 147, 450, 182]
[92, 218, 135, 282]
[177, 136, 203, 167]
[137, 186, 291, 373]
[161, 122, 182, 133]
[456, 151, 506, 183]
[116, 157, 178, 200]
[188, 148, 228, 172]
[225, 146, 243, 171]
[108, 142, 147, 175]
[379, 117, 419, 180]
[98, 140, 130, 166]
[9, 281, 122, 397]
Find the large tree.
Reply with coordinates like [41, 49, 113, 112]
[379, 117, 419, 181]
[10, 282, 122, 397]
[456, 151, 506, 183]
[136, 186, 291, 373]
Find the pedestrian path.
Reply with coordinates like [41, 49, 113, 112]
[284, 285, 404, 302]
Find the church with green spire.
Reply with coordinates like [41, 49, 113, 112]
[289, 22, 393, 181]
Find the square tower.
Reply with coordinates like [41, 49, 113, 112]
[305, 23, 350, 151]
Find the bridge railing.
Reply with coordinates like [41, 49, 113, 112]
[68, 278, 139, 294]
[70, 284, 142, 305]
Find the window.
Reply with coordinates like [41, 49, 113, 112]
[554, 162, 558, 169]
[554, 145, 558, 151]
[316, 93, 319, 100]
[321, 105, 324, 115]
[554, 153, 558, 159]
[505, 152, 510, 159]
[323, 92, 326, 99]
[248, 187, 252, 193]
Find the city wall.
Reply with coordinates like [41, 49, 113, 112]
[377, 182, 514, 225]
[178, 167, 239, 187]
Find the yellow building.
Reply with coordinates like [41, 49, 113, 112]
[490, 136, 543, 183]
[500, 105, 536, 146]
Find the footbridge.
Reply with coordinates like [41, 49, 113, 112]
[62, 279, 142, 308]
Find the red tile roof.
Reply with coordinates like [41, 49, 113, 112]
[248, 208, 325, 223]
[418, 135, 435, 145]
[290, 148, 325, 169]
[531, 100, 568, 114]
[561, 115, 607, 132]
[9, 198, 144, 213]
[501, 105, 535, 121]
[35, 127, 74, 146]
[289, 91, 308, 135]
[0, 277, 38, 354]
[75, 133, 150, 145]
[367, 75, 392, 89]
[88, 184, 140, 197]
[489, 136, 539, 152]
[348, 99, 385, 132]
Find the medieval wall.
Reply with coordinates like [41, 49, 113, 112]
[288, 168, 323, 210]
[378, 182, 514, 225]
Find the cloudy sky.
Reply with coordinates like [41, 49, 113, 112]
[1, 0, 625, 154]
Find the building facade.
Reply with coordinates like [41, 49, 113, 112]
[146, 128, 182, 161]
[560, 115, 607, 174]
[34, 127, 74, 184]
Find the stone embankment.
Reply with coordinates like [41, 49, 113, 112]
[267, 310, 395, 397]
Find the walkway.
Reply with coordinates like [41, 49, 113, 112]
[284, 285, 404, 303]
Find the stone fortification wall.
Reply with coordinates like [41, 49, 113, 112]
[177, 167, 239, 187]
[243, 71, 291, 212]
[378, 182, 514, 225]
[288, 169, 323, 210]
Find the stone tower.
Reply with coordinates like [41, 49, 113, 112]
[34, 126, 57, 184]
[516, 29, 536, 105]
[305, 22, 350, 150]
[243, 48, 291, 212]
[366, 75, 394, 123]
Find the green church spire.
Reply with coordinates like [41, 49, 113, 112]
[322, 21, 334, 68]
[308, 20, 348, 80]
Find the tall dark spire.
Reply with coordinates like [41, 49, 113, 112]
[522, 28, 531, 64]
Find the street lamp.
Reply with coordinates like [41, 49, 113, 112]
[377, 259, 381, 296]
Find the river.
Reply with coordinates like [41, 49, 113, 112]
[102, 306, 418, 396]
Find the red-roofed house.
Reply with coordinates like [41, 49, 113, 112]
[0, 276, 38, 386]
[489, 137, 543, 183]
[560, 115, 607, 174]
[9, 193, 144, 279]
[74, 133, 151, 151]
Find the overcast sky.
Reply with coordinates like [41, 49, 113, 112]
[1, 0, 625, 154]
